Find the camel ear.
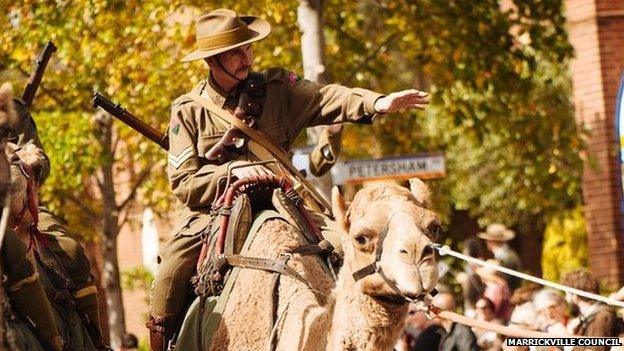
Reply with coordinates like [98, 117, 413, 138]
[409, 178, 431, 208]
[331, 186, 349, 230]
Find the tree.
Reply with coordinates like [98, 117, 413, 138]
[297, 0, 337, 198]
[0, 1, 200, 347]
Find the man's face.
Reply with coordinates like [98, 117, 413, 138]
[213, 44, 253, 80]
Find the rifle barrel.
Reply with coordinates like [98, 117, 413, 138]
[92, 92, 169, 150]
[22, 41, 57, 108]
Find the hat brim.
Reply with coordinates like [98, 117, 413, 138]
[180, 16, 271, 63]
[477, 230, 515, 241]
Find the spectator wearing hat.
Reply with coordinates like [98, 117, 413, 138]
[478, 223, 522, 290]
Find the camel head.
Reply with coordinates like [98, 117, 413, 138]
[332, 179, 440, 305]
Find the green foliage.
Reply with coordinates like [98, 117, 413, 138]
[121, 266, 154, 292]
[0, 0, 583, 236]
[541, 207, 588, 282]
[1, 0, 200, 234]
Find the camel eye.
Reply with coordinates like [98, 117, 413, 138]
[354, 235, 368, 246]
[426, 221, 442, 240]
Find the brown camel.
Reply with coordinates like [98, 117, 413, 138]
[209, 180, 440, 351]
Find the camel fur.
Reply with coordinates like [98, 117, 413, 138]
[209, 181, 440, 351]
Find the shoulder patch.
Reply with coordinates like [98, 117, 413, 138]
[287, 71, 303, 86]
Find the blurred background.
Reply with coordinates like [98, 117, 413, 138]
[1, 0, 623, 349]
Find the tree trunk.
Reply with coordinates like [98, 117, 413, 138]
[297, 0, 333, 199]
[95, 111, 126, 349]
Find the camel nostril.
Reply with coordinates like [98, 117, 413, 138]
[399, 249, 408, 255]
[421, 245, 435, 258]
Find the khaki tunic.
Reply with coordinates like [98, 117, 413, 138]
[309, 126, 343, 176]
[167, 67, 382, 233]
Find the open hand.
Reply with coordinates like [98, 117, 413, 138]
[373, 89, 430, 114]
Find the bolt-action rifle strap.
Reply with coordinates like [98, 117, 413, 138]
[186, 91, 331, 213]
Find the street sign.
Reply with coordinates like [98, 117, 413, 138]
[330, 153, 446, 185]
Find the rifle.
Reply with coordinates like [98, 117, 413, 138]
[22, 41, 57, 108]
[92, 92, 169, 150]
[93, 92, 246, 160]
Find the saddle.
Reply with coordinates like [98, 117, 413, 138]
[192, 173, 328, 298]
[174, 173, 337, 351]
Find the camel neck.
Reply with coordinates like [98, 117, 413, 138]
[327, 267, 408, 351]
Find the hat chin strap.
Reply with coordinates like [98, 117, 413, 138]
[215, 56, 244, 83]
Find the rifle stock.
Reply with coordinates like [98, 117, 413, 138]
[22, 41, 57, 108]
[92, 92, 169, 150]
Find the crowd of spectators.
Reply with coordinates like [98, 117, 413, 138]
[395, 224, 624, 351]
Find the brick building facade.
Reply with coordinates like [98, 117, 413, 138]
[566, 0, 624, 285]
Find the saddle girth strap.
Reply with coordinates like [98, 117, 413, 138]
[223, 254, 311, 291]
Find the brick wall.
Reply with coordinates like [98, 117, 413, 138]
[566, 0, 624, 286]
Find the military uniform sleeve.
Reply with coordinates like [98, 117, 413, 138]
[309, 126, 342, 176]
[275, 68, 384, 132]
[10, 99, 50, 184]
[167, 100, 247, 209]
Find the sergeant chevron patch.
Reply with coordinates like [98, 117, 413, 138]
[168, 146, 194, 169]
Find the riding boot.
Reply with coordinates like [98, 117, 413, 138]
[75, 285, 112, 350]
[146, 315, 175, 351]
[11, 279, 65, 351]
[75, 285, 102, 331]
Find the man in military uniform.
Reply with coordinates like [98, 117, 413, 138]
[148, 8, 430, 349]
[4, 146, 65, 351]
[8, 86, 105, 344]
[0, 82, 63, 351]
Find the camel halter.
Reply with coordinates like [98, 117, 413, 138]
[351, 219, 436, 303]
